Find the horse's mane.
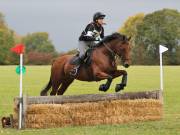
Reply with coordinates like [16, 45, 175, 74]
[97, 32, 128, 46]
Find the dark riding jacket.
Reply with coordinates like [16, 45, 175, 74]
[79, 22, 104, 41]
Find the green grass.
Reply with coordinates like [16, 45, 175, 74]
[0, 66, 180, 135]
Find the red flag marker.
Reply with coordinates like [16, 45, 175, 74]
[11, 44, 25, 55]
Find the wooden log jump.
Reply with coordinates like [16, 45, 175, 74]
[13, 90, 163, 129]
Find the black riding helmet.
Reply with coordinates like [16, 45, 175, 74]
[93, 12, 106, 22]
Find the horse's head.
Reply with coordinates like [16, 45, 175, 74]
[100, 33, 131, 68]
[114, 34, 131, 68]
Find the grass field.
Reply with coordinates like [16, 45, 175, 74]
[0, 66, 180, 135]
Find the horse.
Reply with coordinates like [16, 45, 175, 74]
[40, 32, 131, 96]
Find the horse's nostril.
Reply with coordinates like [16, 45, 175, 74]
[124, 63, 129, 68]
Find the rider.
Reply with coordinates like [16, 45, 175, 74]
[74, 12, 106, 65]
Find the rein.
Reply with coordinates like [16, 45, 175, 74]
[102, 42, 119, 60]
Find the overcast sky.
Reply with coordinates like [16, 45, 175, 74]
[0, 0, 180, 52]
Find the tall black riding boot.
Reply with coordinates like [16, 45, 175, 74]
[70, 55, 85, 77]
[72, 55, 85, 66]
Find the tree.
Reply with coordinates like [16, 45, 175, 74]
[27, 51, 54, 65]
[0, 11, 20, 65]
[0, 29, 15, 64]
[22, 32, 58, 64]
[119, 13, 144, 38]
[0, 12, 6, 29]
[22, 32, 56, 53]
[134, 9, 180, 65]
[118, 13, 145, 64]
[0, 11, 59, 65]
[66, 49, 78, 55]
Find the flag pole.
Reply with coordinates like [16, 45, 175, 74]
[10, 44, 25, 129]
[159, 48, 164, 104]
[19, 53, 23, 129]
[159, 45, 168, 91]
[159, 51, 163, 91]
[159, 45, 168, 104]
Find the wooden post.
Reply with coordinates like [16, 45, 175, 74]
[21, 95, 27, 129]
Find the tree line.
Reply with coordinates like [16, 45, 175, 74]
[119, 8, 180, 65]
[0, 12, 58, 65]
[0, 8, 180, 65]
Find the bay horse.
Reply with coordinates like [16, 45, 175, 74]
[40, 33, 131, 96]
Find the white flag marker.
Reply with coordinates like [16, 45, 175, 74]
[159, 45, 168, 91]
[159, 45, 168, 54]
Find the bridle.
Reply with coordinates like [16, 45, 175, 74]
[102, 42, 130, 62]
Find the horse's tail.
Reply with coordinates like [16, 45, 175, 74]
[40, 76, 52, 96]
[40, 58, 58, 96]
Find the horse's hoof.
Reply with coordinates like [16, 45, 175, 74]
[99, 84, 109, 92]
[115, 84, 125, 92]
[40, 91, 47, 96]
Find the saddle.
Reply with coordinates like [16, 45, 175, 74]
[70, 47, 94, 66]
[69, 48, 94, 77]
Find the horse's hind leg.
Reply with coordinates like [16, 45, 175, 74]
[57, 79, 74, 95]
[40, 77, 52, 96]
[50, 80, 62, 96]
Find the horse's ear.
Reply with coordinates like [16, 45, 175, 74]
[128, 36, 131, 41]
[122, 35, 126, 41]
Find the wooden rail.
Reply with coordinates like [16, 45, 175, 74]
[14, 90, 161, 105]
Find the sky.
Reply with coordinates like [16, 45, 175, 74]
[0, 0, 180, 52]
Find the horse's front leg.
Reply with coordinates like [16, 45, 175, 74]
[112, 70, 127, 92]
[94, 71, 113, 92]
